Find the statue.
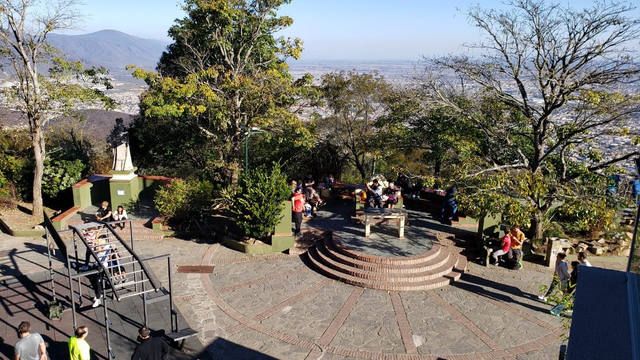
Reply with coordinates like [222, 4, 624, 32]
[107, 118, 134, 173]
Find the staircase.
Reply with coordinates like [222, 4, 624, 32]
[69, 222, 161, 301]
[307, 232, 466, 291]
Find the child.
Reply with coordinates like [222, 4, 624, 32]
[304, 202, 312, 217]
[491, 231, 512, 266]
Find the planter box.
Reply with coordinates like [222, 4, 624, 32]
[0, 217, 45, 237]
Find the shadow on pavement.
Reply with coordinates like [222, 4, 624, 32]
[199, 337, 278, 360]
[453, 272, 550, 314]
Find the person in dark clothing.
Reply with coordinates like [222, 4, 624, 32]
[131, 327, 169, 360]
[440, 187, 458, 224]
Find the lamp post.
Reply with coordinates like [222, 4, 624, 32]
[628, 158, 640, 272]
[244, 127, 263, 173]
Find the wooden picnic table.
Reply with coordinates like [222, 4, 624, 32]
[364, 208, 408, 238]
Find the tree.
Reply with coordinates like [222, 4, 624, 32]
[131, 0, 311, 183]
[0, 0, 112, 221]
[427, 0, 640, 239]
[319, 71, 393, 181]
[378, 89, 479, 178]
[230, 163, 290, 240]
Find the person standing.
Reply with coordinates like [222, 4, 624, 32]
[509, 225, 526, 269]
[131, 327, 169, 360]
[440, 187, 458, 224]
[14, 321, 47, 360]
[577, 251, 592, 267]
[539, 252, 570, 302]
[291, 187, 305, 236]
[68, 326, 90, 360]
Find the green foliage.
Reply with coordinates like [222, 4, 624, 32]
[130, 0, 312, 183]
[231, 164, 290, 240]
[154, 179, 214, 224]
[318, 71, 394, 180]
[41, 158, 85, 200]
[0, 128, 32, 202]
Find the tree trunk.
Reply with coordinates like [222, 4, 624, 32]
[31, 125, 45, 223]
[434, 158, 442, 178]
[529, 209, 543, 240]
[354, 160, 367, 181]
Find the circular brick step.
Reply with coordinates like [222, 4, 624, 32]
[314, 243, 457, 282]
[320, 240, 450, 274]
[308, 247, 466, 291]
[307, 232, 468, 291]
[331, 232, 440, 265]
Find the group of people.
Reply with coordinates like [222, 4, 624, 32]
[94, 201, 129, 229]
[539, 251, 592, 303]
[78, 201, 130, 308]
[291, 174, 334, 235]
[489, 225, 527, 269]
[362, 179, 401, 209]
[13, 321, 169, 360]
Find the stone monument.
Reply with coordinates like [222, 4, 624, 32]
[107, 118, 139, 209]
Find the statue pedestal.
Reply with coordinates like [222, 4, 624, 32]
[109, 169, 139, 210]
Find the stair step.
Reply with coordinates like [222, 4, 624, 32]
[308, 249, 466, 291]
[117, 288, 157, 300]
[113, 278, 150, 290]
[314, 244, 457, 282]
[330, 233, 441, 265]
[323, 240, 446, 273]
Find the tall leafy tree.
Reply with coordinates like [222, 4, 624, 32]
[427, 0, 640, 239]
[131, 0, 311, 182]
[0, 0, 113, 221]
[319, 71, 393, 181]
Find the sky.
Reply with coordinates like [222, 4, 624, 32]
[71, 0, 640, 61]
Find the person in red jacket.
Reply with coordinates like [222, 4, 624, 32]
[491, 231, 512, 266]
[291, 186, 305, 235]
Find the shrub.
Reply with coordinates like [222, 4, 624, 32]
[154, 179, 213, 224]
[231, 164, 290, 240]
[42, 158, 85, 199]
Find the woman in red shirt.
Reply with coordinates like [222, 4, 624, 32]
[491, 232, 512, 266]
[291, 186, 305, 235]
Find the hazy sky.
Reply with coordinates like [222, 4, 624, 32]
[72, 0, 640, 61]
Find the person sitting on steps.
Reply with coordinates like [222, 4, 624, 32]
[95, 201, 112, 222]
[111, 205, 128, 230]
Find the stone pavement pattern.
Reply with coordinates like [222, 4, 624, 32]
[1, 203, 629, 360]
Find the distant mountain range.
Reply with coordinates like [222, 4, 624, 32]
[48, 30, 168, 75]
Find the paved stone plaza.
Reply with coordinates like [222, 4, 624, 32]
[0, 203, 629, 359]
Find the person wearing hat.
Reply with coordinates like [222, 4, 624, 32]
[131, 327, 169, 360]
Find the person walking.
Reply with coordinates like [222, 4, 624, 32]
[14, 321, 47, 360]
[539, 252, 570, 302]
[131, 327, 169, 360]
[291, 186, 305, 236]
[68, 326, 90, 360]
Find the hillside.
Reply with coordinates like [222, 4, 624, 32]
[47, 30, 167, 75]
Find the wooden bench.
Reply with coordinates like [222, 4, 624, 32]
[166, 328, 198, 349]
[364, 209, 408, 238]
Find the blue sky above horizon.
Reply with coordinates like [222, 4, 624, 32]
[70, 0, 640, 61]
